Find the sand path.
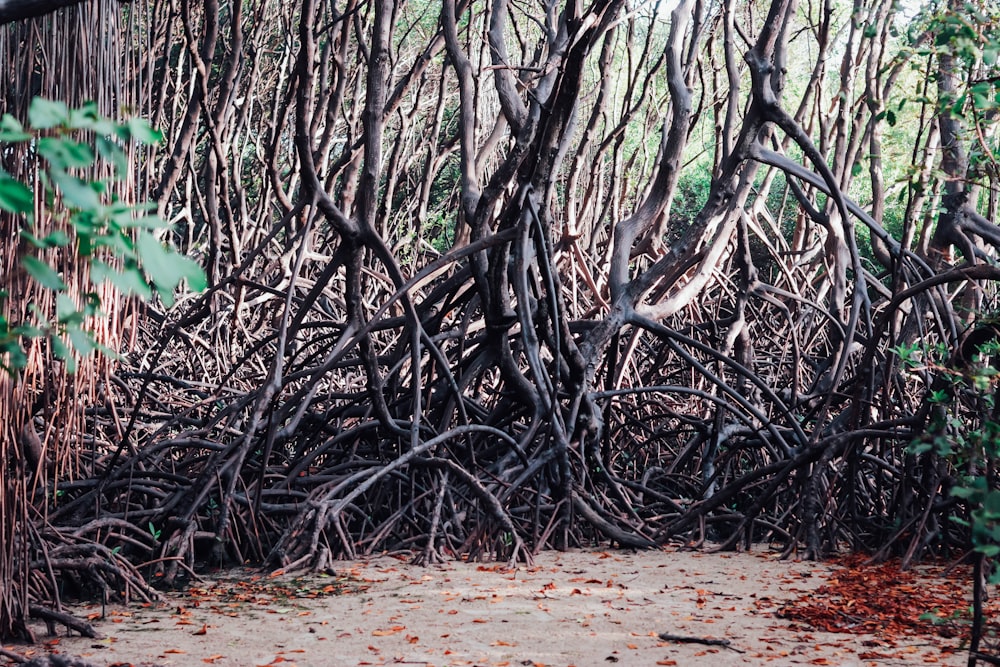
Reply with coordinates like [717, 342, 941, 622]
[7, 548, 974, 667]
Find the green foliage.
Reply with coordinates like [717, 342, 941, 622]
[899, 329, 1000, 582]
[423, 211, 456, 255]
[0, 98, 205, 376]
[908, 2, 1000, 159]
[147, 521, 162, 541]
[0, 176, 32, 214]
[668, 169, 712, 237]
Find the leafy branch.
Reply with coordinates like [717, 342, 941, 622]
[0, 97, 206, 375]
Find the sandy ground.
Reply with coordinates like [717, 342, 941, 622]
[4, 548, 976, 667]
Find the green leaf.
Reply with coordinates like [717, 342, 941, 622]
[50, 169, 101, 210]
[28, 98, 69, 129]
[38, 137, 95, 169]
[0, 176, 33, 214]
[90, 260, 153, 301]
[93, 340, 120, 362]
[952, 485, 977, 500]
[55, 293, 84, 325]
[67, 326, 95, 357]
[42, 230, 71, 247]
[984, 491, 1000, 517]
[0, 339, 27, 372]
[70, 209, 103, 240]
[96, 135, 128, 174]
[123, 213, 167, 230]
[951, 95, 967, 117]
[20, 229, 70, 249]
[175, 254, 208, 292]
[13, 323, 44, 338]
[82, 292, 102, 317]
[50, 336, 77, 373]
[67, 100, 99, 126]
[972, 81, 994, 110]
[20, 230, 45, 249]
[0, 114, 31, 142]
[929, 389, 950, 404]
[22, 256, 67, 291]
[108, 202, 164, 230]
[67, 101, 114, 135]
[125, 117, 163, 145]
[136, 232, 176, 281]
[137, 231, 206, 305]
[90, 229, 134, 258]
[976, 543, 1000, 557]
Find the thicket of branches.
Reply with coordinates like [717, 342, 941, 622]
[2, 0, 1000, 655]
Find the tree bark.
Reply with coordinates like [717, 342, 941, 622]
[0, 0, 129, 24]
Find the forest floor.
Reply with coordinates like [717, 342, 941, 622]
[5, 547, 997, 667]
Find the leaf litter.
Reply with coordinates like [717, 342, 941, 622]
[7, 549, 993, 667]
[777, 554, 1000, 650]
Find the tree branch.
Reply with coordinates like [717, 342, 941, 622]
[0, 0, 128, 24]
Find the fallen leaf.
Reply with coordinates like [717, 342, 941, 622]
[778, 555, 1000, 642]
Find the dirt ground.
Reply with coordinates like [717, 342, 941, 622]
[3, 547, 983, 667]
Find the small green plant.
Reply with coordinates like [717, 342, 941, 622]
[919, 607, 973, 627]
[899, 330, 1000, 582]
[0, 98, 206, 375]
[147, 521, 162, 541]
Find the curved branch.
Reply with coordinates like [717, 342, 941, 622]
[0, 0, 130, 24]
